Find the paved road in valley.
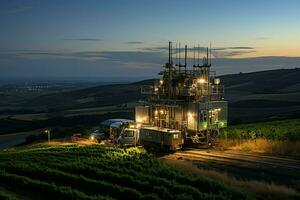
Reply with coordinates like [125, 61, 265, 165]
[0, 130, 40, 149]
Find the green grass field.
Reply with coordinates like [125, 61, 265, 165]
[0, 144, 254, 200]
[221, 118, 300, 140]
[219, 118, 300, 156]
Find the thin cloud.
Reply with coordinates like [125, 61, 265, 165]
[0, 49, 165, 63]
[139, 46, 205, 52]
[140, 46, 254, 52]
[62, 38, 102, 41]
[255, 37, 269, 40]
[1, 48, 300, 77]
[213, 47, 254, 51]
[1, 47, 257, 60]
[139, 46, 167, 51]
[127, 41, 144, 44]
[212, 50, 256, 58]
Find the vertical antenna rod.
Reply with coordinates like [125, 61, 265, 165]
[193, 46, 195, 66]
[197, 44, 200, 66]
[185, 45, 187, 74]
[178, 42, 180, 71]
[175, 42, 178, 66]
[206, 47, 209, 66]
[210, 42, 212, 65]
[170, 42, 173, 64]
[168, 41, 172, 99]
[168, 41, 171, 64]
[184, 45, 187, 67]
[178, 42, 181, 65]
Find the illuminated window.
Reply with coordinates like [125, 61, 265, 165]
[124, 130, 134, 137]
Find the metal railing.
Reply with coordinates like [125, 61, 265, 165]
[141, 85, 156, 95]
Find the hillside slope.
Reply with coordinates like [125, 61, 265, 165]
[0, 144, 254, 200]
[4, 68, 300, 123]
[221, 68, 300, 123]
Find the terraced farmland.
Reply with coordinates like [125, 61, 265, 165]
[0, 144, 254, 200]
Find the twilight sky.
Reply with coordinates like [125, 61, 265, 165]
[0, 0, 300, 79]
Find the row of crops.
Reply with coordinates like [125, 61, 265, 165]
[0, 144, 254, 200]
[0, 190, 17, 200]
[220, 118, 300, 140]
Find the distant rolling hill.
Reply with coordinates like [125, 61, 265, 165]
[7, 68, 300, 124]
[221, 68, 300, 123]
[21, 79, 154, 111]
[24, 83, 145, 111]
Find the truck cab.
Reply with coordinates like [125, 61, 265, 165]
[117, 127, 139, 146]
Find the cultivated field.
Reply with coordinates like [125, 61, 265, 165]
[219, 118, 300, 156]
[0, 144, 253, 200]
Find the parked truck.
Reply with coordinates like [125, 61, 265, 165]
[100, 119, 183, 151]
[138, 126, 183, 151]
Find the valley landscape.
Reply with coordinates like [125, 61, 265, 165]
[1, 68, 300, 136]
[1, 0, 300, 199]
[1, 68, 300, 200]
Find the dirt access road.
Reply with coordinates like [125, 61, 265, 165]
[160, 148, 300, 193]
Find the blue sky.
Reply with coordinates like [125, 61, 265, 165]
[0, 0, 300, 78]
